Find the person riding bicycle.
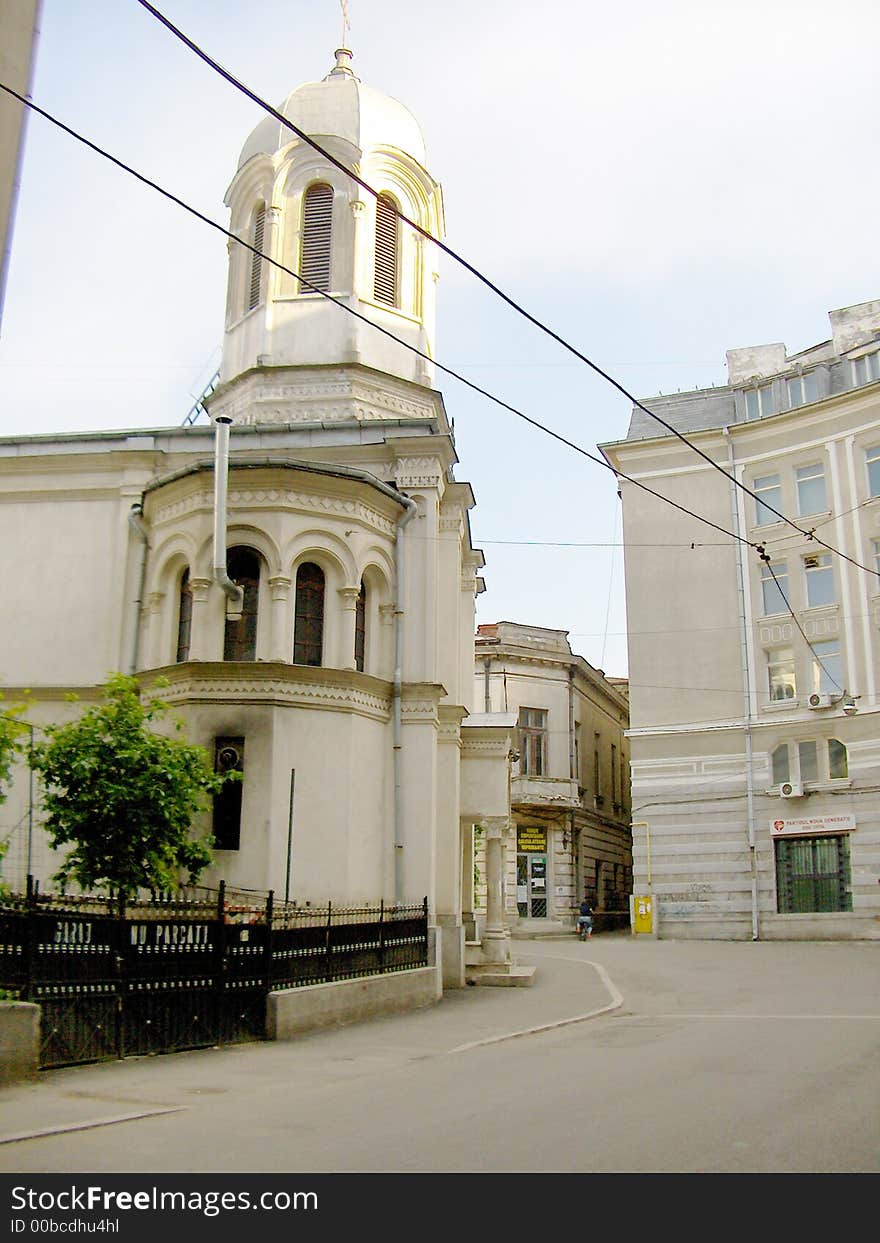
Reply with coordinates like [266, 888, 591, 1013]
[577, 900, 593, 939]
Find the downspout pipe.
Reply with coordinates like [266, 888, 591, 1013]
[127, 503, 149, 675]
[393, 493, 418, 907]
[213, 415, 244, 614]
[724, 426, 760, 941]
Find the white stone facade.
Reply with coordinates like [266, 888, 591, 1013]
[0, 49, 514, 989]
[473, 622, 632, 932]
[601, 300, 880, 940]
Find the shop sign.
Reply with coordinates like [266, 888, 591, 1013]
[770, 813, 855, 838]
[517, 826, 547, 853]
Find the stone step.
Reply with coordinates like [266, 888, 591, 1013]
[465, 964, 537, 988]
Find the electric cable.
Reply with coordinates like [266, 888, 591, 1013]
[0, 80, 760, 558]
[132, 0, 880, 580]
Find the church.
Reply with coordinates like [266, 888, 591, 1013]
[0, 46, 519, 988]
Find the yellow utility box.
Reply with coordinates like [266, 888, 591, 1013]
[633, 895, 654, 934]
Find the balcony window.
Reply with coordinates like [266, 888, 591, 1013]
[787, 372, 818, 409]
[754, 473, 782, 525]
[812, 639, 843, 695]
[767, 647, 796, 701]
[761, 559, 789, 616]
[518, 708, 547, 776]
[804, 553, 835, 608]
[746, 384, 775, 420]
[852, 350, 880, 387]
[796, 463, 827, 515]
[867, 445, 880, 498]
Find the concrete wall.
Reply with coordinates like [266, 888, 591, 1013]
[0, 1002, 39, 1084]
[266, 965, 441, 1039]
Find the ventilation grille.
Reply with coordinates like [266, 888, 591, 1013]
[300, 183, 333, 292]
[247, 205, 266, 311]
[374, 193, 398, 306]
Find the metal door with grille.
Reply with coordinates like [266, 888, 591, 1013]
[517, 853, 548, 918]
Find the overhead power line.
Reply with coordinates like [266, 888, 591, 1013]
[0, 80, 758, 558]
[133, 0, 879, 582]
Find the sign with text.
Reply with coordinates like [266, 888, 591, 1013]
[770, 813, 855, 838]
[517, 826, 547, 853]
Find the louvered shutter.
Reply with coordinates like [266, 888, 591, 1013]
[374, 193, 398, 306]
[247, 205, 266, 311]
[300, 183, 333, 292]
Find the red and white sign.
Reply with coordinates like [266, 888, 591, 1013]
[770, 814, 856, 837]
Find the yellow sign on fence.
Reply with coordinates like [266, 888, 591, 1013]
[633, 895, 654, 934]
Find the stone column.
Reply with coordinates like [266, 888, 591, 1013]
[481, 816, 511, 965]
[187, 577, 214, 661]
[142, 591, 164, 670]
[337, 586, 359, 670]
[268, 575, 291, 662]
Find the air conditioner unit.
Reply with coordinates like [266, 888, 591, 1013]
[779, 781, 804, 798]
[808, 692, 833, 709]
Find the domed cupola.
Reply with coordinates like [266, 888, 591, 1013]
[217, 47, 446, 419]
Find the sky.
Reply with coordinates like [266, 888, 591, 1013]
[2, 0, 880, 681]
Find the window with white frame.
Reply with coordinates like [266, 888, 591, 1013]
[518, 708, 547, 776]
[772, 738, 848, 786]
[771, 743, 790, 785]
[745, 384, 775, 420]
[867, 444, 880, 498]
[804, 553, 835, 608]
[767, 647, 796, 701]
[300, 183, 334, 293]
[812, 639, 843, 695]
[787, 372, 818, 409]
[754, 473, 782, 525]
[795, 463, 827, 515]
[852, 350, 880, 387]
[761, 559, 789, 615]
[872, 539, 880, 581]
[247, 204, 266, 312]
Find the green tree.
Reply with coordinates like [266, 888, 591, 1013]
[30, 674, 231, 897]
[0, 699, 27, 901]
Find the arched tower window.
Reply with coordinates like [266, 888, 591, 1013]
[247, 204, 266, 311]
[300, 183, 334, 293]
[374, 192, 399, 306]
[176, 567, 192, 663]
[224, 547, 260, 662]
[293, 562, 325, 666]
[354, 579, 366, 672]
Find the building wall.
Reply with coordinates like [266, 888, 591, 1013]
[474, 622, 631, 927]
[603, 303, 880, 939]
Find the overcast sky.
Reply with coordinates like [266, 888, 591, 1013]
[3, 0, 880, 680]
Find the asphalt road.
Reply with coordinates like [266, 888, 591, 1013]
[1, 934, 878, 1175]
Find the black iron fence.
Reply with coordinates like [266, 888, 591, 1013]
[0, 881, 429, 1069]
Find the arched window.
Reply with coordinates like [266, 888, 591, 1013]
[300, 183, 333, 293]
[354, 579, 366, 672]
[223, 547, 260, 662]
[293, 562, 325, 666]
[374, 192, 399, 306]
[176, 568, 192, 662]
[247, 204, 266, 311]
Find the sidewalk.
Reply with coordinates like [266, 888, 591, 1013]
[0, 934, 620, 1149]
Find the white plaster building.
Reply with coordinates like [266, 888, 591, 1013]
[474, 622, 631, 932]
[0, 48, 516, 987]
[601, 300, 880, 940]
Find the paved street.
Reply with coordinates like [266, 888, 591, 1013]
[1, 933, 878, 1173]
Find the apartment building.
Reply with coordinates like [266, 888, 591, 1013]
[601, 300, 880, 939]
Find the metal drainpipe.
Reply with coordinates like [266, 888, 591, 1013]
[213, 415, 244, 613]
[393, 494, 418, 906]
[127, 503, 149, 675]
[568, 666, 578, 907]
[724, 426, 760, 940]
